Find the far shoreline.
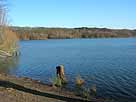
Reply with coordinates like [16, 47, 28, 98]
[19, 37, 136, 41]
[11, 27, 136, 40]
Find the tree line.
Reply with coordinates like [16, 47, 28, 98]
[11, 27, 136, 40]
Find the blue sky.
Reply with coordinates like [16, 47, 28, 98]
[9, 0, 136, 29]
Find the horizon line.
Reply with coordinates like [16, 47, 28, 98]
[11, 25, 136, 30]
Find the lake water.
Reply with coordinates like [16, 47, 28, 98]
[0, 38, 136, 102]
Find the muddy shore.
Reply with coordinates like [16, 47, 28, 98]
[0, 73, 104, 102]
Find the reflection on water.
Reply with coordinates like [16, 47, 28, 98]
[0, 56, 19, 74]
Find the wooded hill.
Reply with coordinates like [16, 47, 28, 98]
[11, 27, 136, 40]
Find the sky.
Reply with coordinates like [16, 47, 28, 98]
[8, 0, 136, 29]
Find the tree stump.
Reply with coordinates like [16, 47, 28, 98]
[56, 65, 66, 83]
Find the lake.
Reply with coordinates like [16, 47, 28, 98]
[0, 38, 136, 102]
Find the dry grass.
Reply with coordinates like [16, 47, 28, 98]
[0, 0, 18, 56]
[74, 75, 97, 100]
[75, 75, 84, 86]
[0, 27, 18, 53]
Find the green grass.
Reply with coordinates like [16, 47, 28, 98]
[50, 77, 62, 87]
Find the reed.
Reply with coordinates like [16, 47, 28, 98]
[74, 75, 97, 99]
[0, 0, 18, 57]
[75, 75, 84, 86]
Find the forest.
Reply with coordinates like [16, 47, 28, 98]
[11, 26, 136, 40]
